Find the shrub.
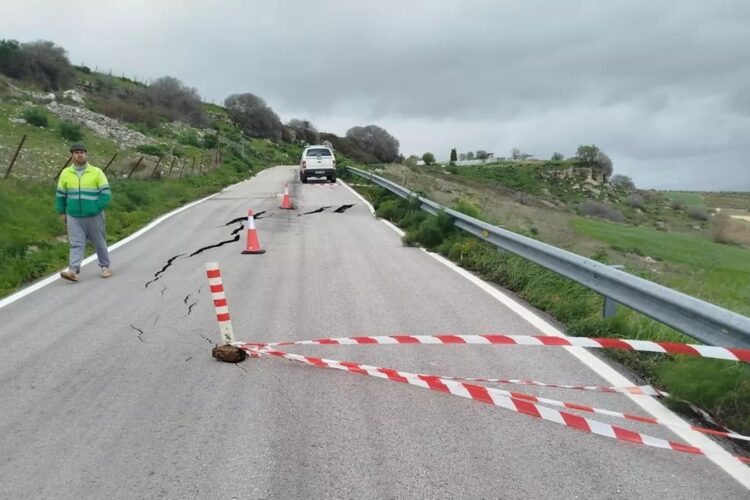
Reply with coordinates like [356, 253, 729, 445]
[224, 93, 283, 141]
[202, 133, 218, 149]
[422, 152, 436, 165]
[95, 96, 161, 129]
[625, 193, 645, 208]
[177, 130, 202, 148]
[687, 206, 708, 221]
[0, 39, 74, 90]
[58, 121, 83, 141]
[286, 119, 320, 144]
[23, 108, 48, 127]
[513, 192, 535, 206]
[453, 197, 481, 219]
[610, 174, 635, 190]
[578, 200, 625, 223]
[346, 125, 400, 162]
[136, 143, 169, 157]
[669, 200, 684, 211]
[712, 215, 750, 245]
[147, 76, 206, 127]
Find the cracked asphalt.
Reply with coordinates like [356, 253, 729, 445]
[0, 166, 747, 499]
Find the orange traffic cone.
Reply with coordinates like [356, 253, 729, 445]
[242, 209, 266, 254]
[280, 183, 293, 209]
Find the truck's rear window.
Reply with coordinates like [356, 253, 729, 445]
[306, 148, 332, 157]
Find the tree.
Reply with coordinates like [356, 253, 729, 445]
[345, 125, 400, 163]
[224, 93, 283, 141]
[148, 76, 206, 126]
[466, 151, 475, 160]
[597, 151, 613, 180]
[404, 155, 419, 167]
[575, 144, 601, 167]
[458, 153, 467, 161]
[576, 145, 613, 181]
[551, 152, 565, 161]
[422, 152, 436, 165]
[511, 147, 522, 160]
[286, 118, 320, 144]
[610, 174, 635, 190]
[0, 39, 24, 78]
[0, 39, 74, 90]
[450, 148, 457, 163]
[475, 150, 490, 160]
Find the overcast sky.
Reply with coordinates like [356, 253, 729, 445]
[2, 0, 748, 190]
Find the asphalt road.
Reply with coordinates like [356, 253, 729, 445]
[1, 166, 747, 499]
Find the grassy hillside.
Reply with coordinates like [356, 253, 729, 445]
[0, 71, 304, 297]
[345, 168, 750, 438]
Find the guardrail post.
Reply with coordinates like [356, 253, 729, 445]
[602, 265, 625, 318]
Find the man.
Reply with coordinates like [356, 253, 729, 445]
[55, 143, 113, 282]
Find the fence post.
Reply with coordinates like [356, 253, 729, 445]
[127, 156, 144, 179]
[167, 156, 176, 177]
[189, 155, 197, 176]
[103, 152, 118, 173]
[198, 153, 205, 175]
[4, 135, 27, 179]
[150, 156, 163, 178]
[179, 158, 185, 179]
[54, 155, 72, 182]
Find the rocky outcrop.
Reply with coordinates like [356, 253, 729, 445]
[45, 101, 149, 148]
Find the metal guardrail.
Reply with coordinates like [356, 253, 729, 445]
[346, 166, 750, 348]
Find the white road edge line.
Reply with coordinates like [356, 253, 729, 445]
[0, 179, 246, 311]
[340, 179, 750, 488]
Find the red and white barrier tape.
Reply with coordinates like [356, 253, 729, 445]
[241, 334, 750, 362]
[433, 377, 667, 397]
[242, 345, 750, 463]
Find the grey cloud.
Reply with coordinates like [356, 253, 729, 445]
[1, 0, 748, 189]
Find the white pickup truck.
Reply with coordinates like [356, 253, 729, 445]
[299, 146, 336, 183]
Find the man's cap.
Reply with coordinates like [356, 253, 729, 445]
[69, 143, 87, 152]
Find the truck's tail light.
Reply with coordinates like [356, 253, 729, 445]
[302, 160, 306, 169]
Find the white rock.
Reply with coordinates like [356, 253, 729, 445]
[9, 118, 27, 124]
[62, 89, 84, 104]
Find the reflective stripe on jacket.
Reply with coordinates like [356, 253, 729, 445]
[55, 163, 112, 217]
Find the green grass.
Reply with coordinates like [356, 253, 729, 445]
[569, 217, 750, 314]
[0, 102, 121, 180]
[664, 191, 704, 207]
[0, 138, 301, 298]
[346, 179, 750, 438]
[451, 161, 567, 194]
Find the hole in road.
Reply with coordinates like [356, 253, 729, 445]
[334, 204, 355, 213]
[299, 206, 332, 216]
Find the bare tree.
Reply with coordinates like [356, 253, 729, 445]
[610, 174, 635, 190]
[148, 76, 206, 126]
[224, 93, 283, 141]
[286, 118, 320, 144]
[345, 124, 400, 162]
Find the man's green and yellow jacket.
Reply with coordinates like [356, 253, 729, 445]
[55, 163, 112, 217]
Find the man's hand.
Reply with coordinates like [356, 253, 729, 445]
[59, 214, 66, 224]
